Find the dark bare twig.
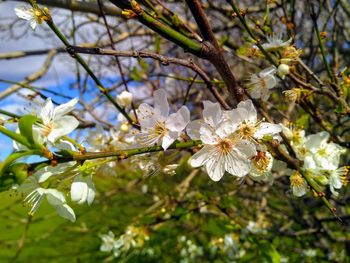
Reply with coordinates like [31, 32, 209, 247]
[66, 45, 230, 109]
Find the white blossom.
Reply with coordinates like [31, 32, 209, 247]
[100, 231, 117, 252]
[320, 167, 349, 197]
[261, 35, 292, 51]
[249, 151, 274, 181]
[136, 89, 190, 150]
[86, 125, 108, 150]
[189, 101, 256, 181]
[17, 168, 76, 221]
[70, 174, 96, 205]
[290, 172, 308, 197]
[225, 99, 282, 141]
[303, 131, 346, 170]
[246, 67, 277, 100]
[15, 5, 45, 30]
[37, 98, 79, 143]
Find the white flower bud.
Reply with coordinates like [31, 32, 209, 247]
[277, 64, 290, 77]
[116, 91, 133, 107]
[120, 123, 130, 132]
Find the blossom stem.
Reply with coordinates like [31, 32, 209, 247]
[301, 171, 339, 218]
[68, 140, 201, 161]
[0, 109, 20, 119]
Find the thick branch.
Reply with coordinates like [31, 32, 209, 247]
[185, 0, 244, 102]
[8, 0, 122, 16]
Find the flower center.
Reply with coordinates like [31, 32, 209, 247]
[239, 123, 255, 140]
[252, 151, 270, 172]
[43, 122, 53, 137]
[259, 78, 267, 88]
[216, 138, 233, 154]
[317, 148, 327, 157]
[290, 172, 305, 187]
[154, 122, 168, 137]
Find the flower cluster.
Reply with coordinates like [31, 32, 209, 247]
[281, 125, 348, 197]
[246, 34, 302, 101]
[178, 236, 204, 263]
[187, 100, 281, 181]
[9, 97, 101, 221]
[100, 227, 149, 258]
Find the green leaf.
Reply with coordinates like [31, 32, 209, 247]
[0, 163, 29, 191]
[18, 115, 38, 146]
[0, 125, 30, 148]
[260, 242, 281, 263]
[0, 150, 39, 177]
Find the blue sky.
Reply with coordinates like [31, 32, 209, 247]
[0, 1, 116, 160]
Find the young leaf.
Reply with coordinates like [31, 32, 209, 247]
[0, 125, 30, 148]
[19, 115, 38, 145]
[0, 150, 40, 177]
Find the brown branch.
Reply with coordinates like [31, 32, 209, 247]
[7, 0, 122, 16]
[184, 0, 245, 103]
[0, 30, 151, 60]
[66, 45, 230, 109]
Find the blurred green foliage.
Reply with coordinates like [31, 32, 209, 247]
[0, 160, 349, 262]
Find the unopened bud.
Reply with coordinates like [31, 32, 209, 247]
[283, 88, 301, 103]
[122, 9, 137, 19]
[116, 91, 133, 107]
[277, 63, 290, 77]
[120, 123, 130, 132]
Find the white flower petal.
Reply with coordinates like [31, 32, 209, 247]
[225, 150, 251, 177]
[215, 120, 238, 139]
[235, 140, 256, 158]
[199, 124, 219, 145]
[186, 120, 202, 140]
[161, 131, 178, 150]
[255, 122, 282, 139]
[71, 174, 88, 204]
[29, 19, 37, 30]
[305, 131, 329, 151]
[237, 99, 257, 123]
[264, 74, 277, 90]
[54, 204, 76, 222]
[71, 174, 96, 205]
[15, 7, 33, 20]
[260, 66, 277, 77]
[48, 115, 79, 142]
[190, 146, 212, 167]
[165, 106, 190, 132]
[55, 139, 76, 151]
[40, 98, 54, 125]
[43, 189, 66, 205]
[154, 89, 169, 120]
[86, 176, 96, 206]
[205, 155, 225, 181]
[53, 98, 78, 119]
[203, 101, 222, 127]
[293, 185, 307, 197]
[35, 163, 72, 183]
